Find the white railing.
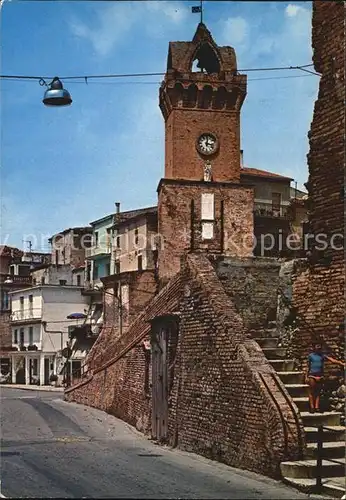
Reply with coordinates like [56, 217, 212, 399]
[254, 202, 290, 218]
[11, 308, 42, 322]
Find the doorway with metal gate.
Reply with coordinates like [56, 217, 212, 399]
[151, 324, 168, 442]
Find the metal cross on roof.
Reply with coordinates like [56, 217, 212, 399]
[192, 0, 203, 24]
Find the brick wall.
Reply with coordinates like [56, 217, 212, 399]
[164, 109, 242, 182]
[213, 256, 281, 330]
[290, 1, 345, 373]
[66, 253, 304, 478]
[65, 272, 183, 433]
[158, 180, 254, 282]
[166, 254, 303, 477]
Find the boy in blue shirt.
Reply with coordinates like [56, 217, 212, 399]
[306, 342, 345, 413]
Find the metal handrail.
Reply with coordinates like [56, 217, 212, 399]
[314, 425, 344, 491]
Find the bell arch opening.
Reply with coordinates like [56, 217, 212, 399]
[191, 42, 221, 74]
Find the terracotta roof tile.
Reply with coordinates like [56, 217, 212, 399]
[241, 167, 293, 181]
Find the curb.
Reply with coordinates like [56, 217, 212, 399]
[0, 384, 64, 392]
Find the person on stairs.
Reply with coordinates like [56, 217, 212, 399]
[306, 342, 345, 413]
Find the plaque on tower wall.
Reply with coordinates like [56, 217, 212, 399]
[202, 222, 214, 240]
[201, 193, 214, 221]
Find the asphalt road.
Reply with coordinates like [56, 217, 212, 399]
[1, 388, 314, 499]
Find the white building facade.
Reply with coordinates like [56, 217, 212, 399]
[9, 285, 88, 386]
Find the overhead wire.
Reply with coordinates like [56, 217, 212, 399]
[0, 64, 319, 83]
[0, 73, 317, 86]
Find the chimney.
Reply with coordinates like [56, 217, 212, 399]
[115, 202, 120, 214]
[240, 150, 244, 168]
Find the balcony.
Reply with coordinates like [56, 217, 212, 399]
[85, 243, 112, 259]
[254, 202, 290, 218]
[10, 308, 42, 323]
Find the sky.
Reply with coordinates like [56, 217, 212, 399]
[0, 0, 318, 252]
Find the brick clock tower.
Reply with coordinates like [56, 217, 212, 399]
[158, 23, 254, 281]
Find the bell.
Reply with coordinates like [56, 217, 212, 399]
[43, 77, 72, 106]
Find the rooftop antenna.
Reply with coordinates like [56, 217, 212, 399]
[192, 0, 203, 24]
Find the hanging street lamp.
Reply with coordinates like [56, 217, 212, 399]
[42, 77, 72, 107]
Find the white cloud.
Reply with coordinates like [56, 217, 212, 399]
[69, 3, 138, 57]
[220, 16, 249, 46]
[69, 1, 188, 57]
[285, 4, 302, 17]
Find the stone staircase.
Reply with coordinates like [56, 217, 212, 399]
[253, 324, 346, 498]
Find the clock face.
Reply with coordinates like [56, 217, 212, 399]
[196, 133, 218, 156]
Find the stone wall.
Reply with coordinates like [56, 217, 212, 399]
[214, 256, 281, 330]
[66, 253, 304, 478]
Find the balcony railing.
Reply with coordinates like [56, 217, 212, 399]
[254, 202, 290, 218]
[85, 243, 111, 259]
[10, 308, 42, 322]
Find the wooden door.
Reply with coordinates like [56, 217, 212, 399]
[151, 326, 168, 442]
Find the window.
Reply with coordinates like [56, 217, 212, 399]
[59, 280, 67, 286]
[29, 295, 33, 306]
[1, 291, 9, 311]
[94, 232, 99, 247]
[272, 192, 282, 215]
[41, 277, 45, 285]
[86, 264, 91, 282]
[134, 228, 139, 246]
[32, 358, 38, 376]
[32, 278, 36, 285]
[115, 262, 120, 274]
[20, 296, 24, 309]
[137, 255, 143, 272]
[14, 329, 18, 344]
[106, 263, 111, 276]
[116, 236, 121, 248]
[29, 327, 33, 345]
[106, 228, 112, 250]
[76, 275, 81, 286]
[93, 264, 99, 280]
[19, 328, 24, 345]
[55, 250, 59, 265]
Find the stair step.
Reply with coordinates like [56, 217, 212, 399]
[268, 321, 277, 328]
[304, 426, 345, 443]
[249, 328, 278, 338]
[293, 397, 310, 412]
[301, 411, 342, 427]
[306, 441, 346, 459]
[254, 337, 279, 348]
[269, 359, 295, 371]
[278, 371, 304, 385]
[282, 476, 346, 498]
[285, 383, 309, 398]
[262, 347, 287, 359]
[280, 457, 345, 479]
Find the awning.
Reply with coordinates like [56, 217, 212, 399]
[66, 313, 87, 320]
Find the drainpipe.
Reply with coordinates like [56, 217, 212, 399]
[42, 321, 63, 351]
